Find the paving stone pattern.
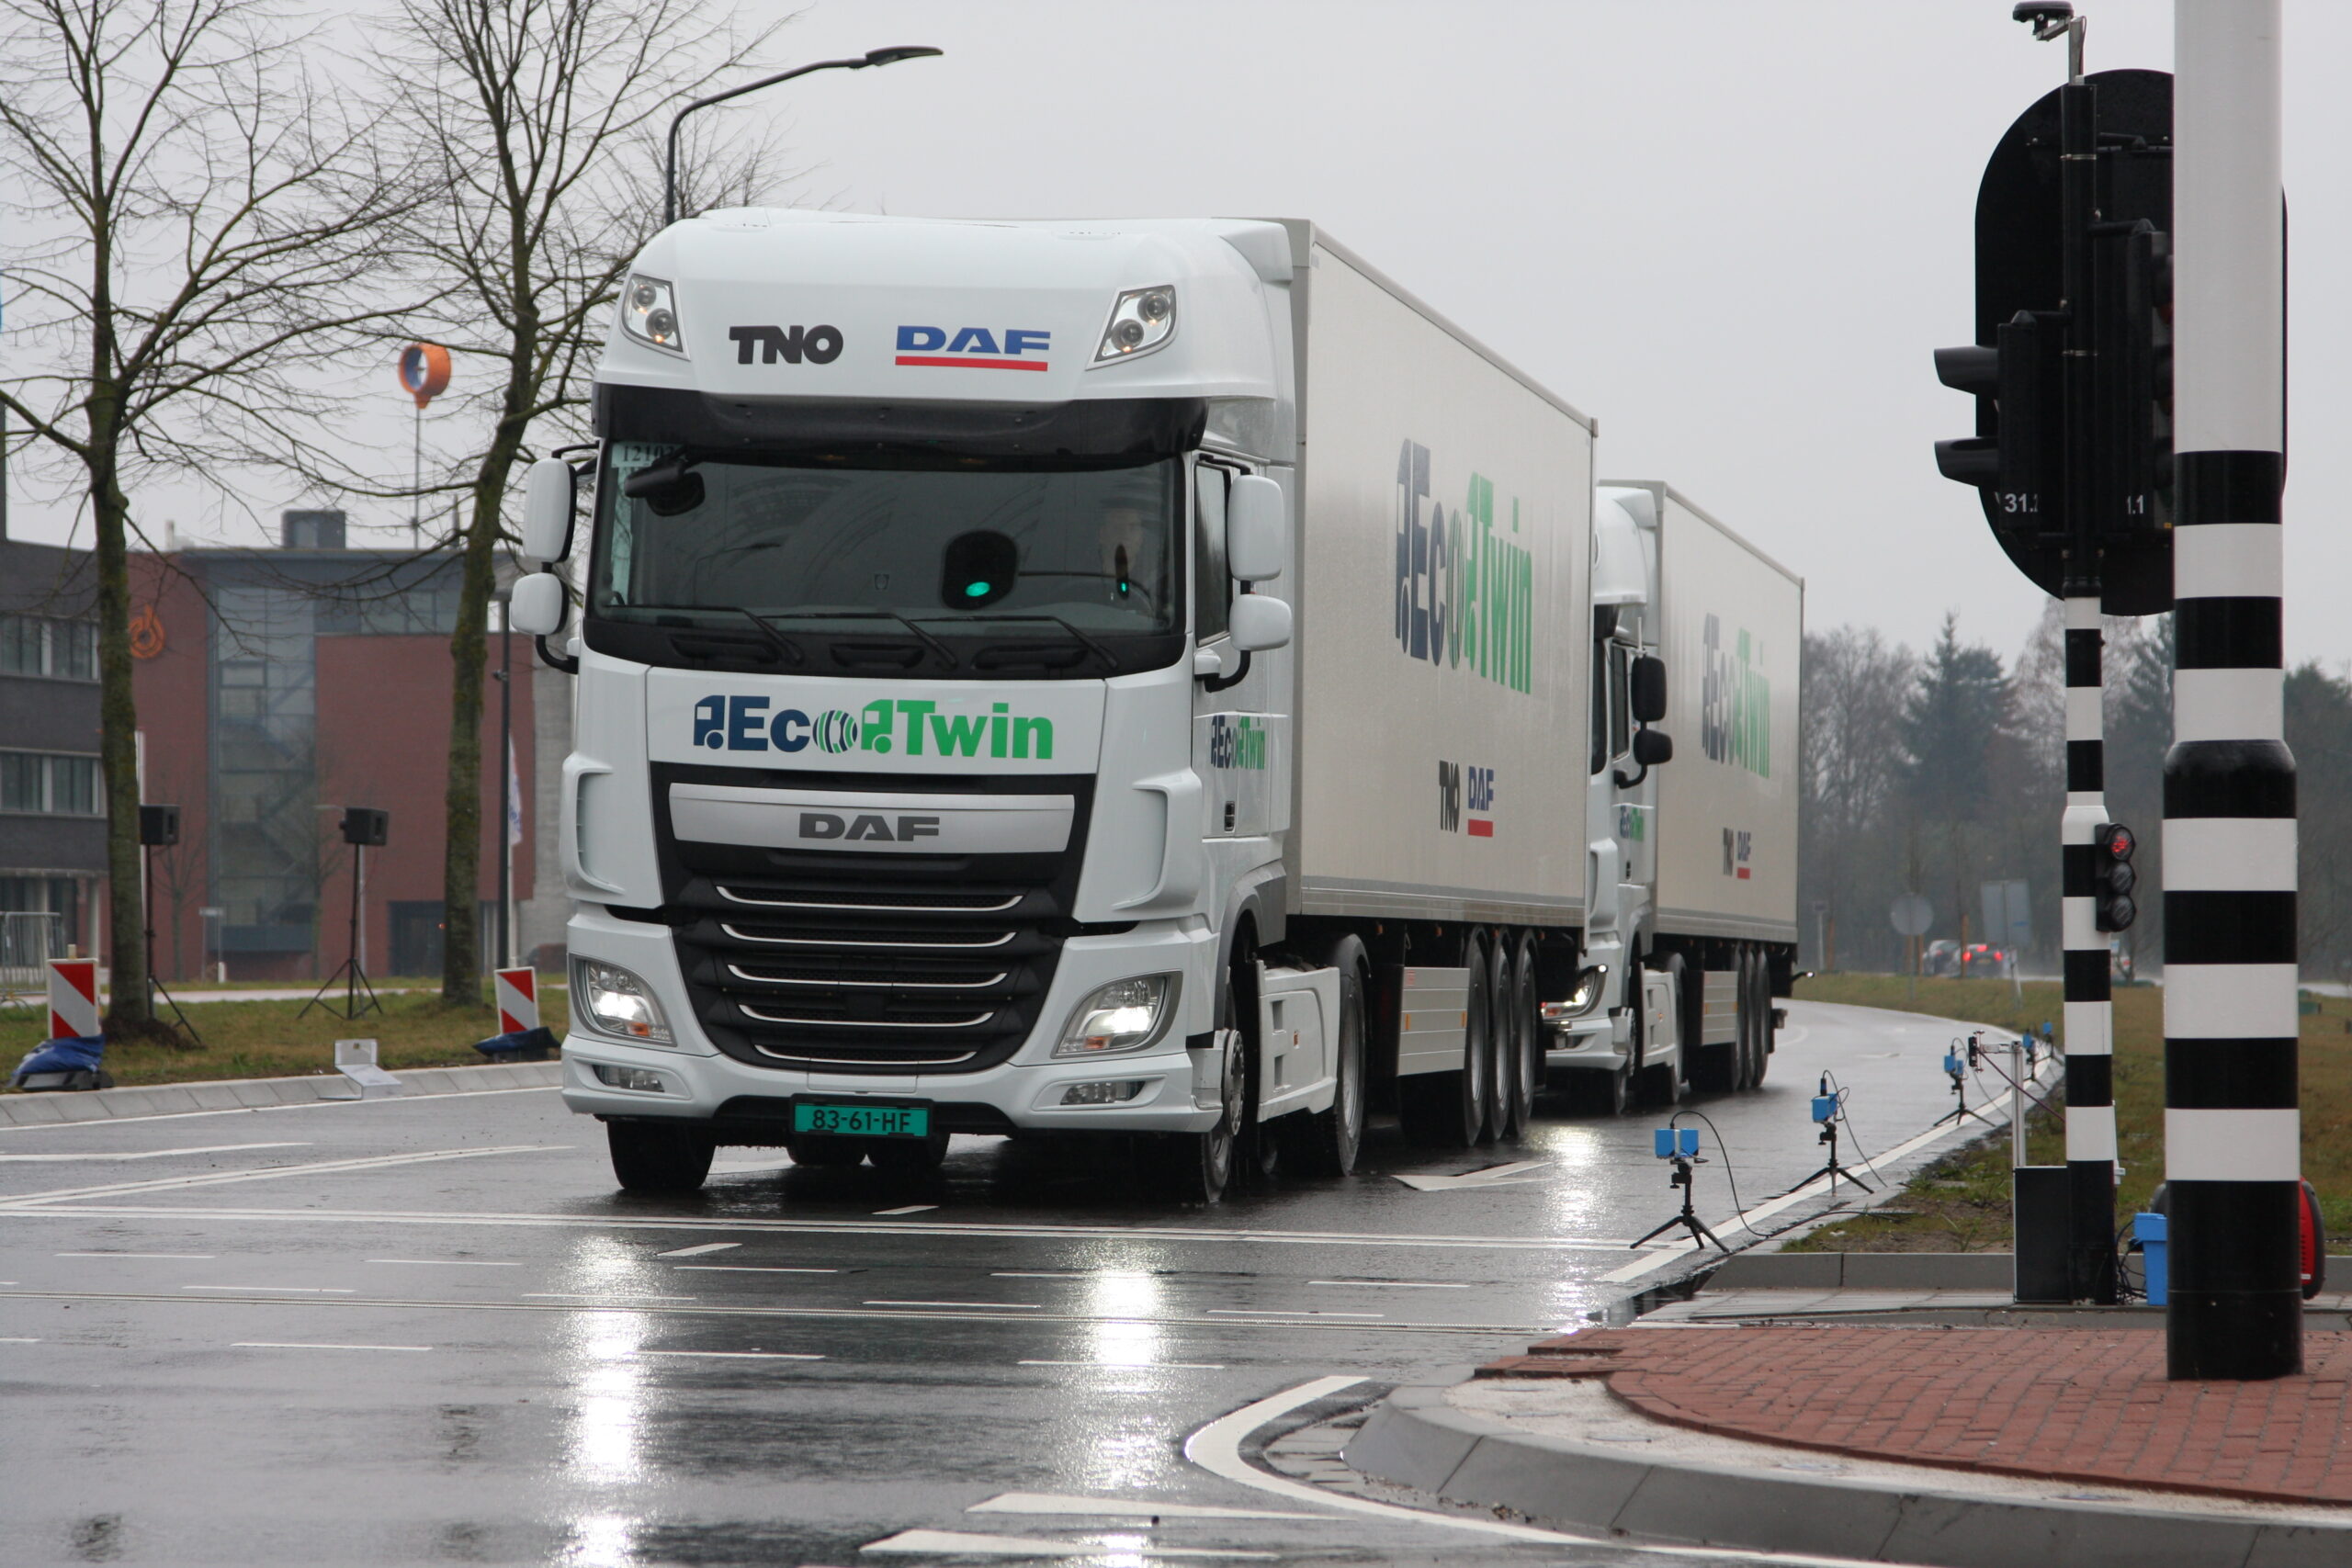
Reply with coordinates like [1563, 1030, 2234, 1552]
[1483, 1325, 2352, 1507]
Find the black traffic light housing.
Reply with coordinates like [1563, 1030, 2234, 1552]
[2090, 219, 2173, 536]
[2092, 821, 2138, 931]
[1935, 309, 2064, 525]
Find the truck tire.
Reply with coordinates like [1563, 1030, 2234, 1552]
[607, 1120, 715, 1194]
[1748, 953, 1774, 1088]
[1481, 934, 1514, 1143]
[1291, 934, 1368, 1177]
[1730, 949, 1758, 1092]
[1499, 931, 1539, 1138]
[1402, 929, 1492, 1146]
[1644, 953, 1686, 1106]
[786, 1135, 866, 1168]
[1154, 1032, 1241, 1204]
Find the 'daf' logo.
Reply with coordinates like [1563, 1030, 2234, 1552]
[1436, 760, 1496, 838]
[729, 324, 843, 365]
[1722, 827, 1752, 880]
[895, 325, 1051, 372]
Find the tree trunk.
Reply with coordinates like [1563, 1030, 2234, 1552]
[88, 410, 151, 1030]
[438, 445, 524, 1004]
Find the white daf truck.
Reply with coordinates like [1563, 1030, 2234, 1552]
[509, 211, 1762, 1201]
[1541, 483, 1803, 1112]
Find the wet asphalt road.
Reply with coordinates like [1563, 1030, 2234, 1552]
[1, 999, 2037, 1567]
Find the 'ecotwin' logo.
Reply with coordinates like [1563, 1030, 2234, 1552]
[1394, 440, 1534, 695]
[1700, 615, 1771, 779]
[694, 695, 1054, 760]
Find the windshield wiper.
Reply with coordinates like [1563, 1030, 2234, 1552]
[945, 612, 1119, 671]
[733, 609, 807, 667]
[792, 609, 959, 670]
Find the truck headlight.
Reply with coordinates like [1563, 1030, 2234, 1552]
[1092, 284, 1177, 364]
[571, 957, 673, 1044]
[1541, 965, 1609, 1023]
[1054, 975, 1178, 1056]
[619, 274, 686, 355]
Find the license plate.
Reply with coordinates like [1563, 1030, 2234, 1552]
[792, 1102, 930, 1138]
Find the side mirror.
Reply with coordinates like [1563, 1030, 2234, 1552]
[1228, 593, 1292, 652]
[1227, 475, 1287, 582]
[1632, 728, 1673, 767]
[1630, 654, 1668, 725]
[510, 571, 566, 637]
[522, 457, 578, 564]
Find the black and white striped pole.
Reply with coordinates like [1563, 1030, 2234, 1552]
[2061, 592, 2118, 1303]
[2165, 0, 2299, 1381]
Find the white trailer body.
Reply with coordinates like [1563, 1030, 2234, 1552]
[1550, 482, 1802, 1106]
[520, 211, 1602, 1199]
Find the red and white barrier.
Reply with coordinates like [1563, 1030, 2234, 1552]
[494, 966, 538, 1035]
[48, 958, 100, 1042]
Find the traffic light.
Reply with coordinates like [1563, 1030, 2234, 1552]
[2092, 821, 2137, 931]
[1934, 309, 2064, 525]
[2091, 218, 2174, 535]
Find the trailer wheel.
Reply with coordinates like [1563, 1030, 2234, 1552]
[1481, 934, 1514, 1143]
[1292, 934, 1368, 1177]
[607, 1120, 716, 1194]
[1747, 952, 1774, 1088]
[1499, 932, 1540, 1138]
[1403, 929, 1491, 1146]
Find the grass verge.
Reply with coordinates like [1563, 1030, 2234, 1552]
[1786, 973, 2349, 1248]
[1, 988, 570, 1090]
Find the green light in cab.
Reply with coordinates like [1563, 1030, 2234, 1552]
[965, 581, 990, 598]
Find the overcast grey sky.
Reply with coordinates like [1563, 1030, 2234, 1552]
[12, 0, 2346, 670]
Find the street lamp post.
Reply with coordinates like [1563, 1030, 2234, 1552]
[663, 47, 943, 228]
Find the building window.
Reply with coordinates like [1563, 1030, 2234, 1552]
[0, 614, 98, 680]
[0, 752, 104, 816]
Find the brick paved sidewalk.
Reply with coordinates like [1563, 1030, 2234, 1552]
[1481, 1325, 2352, 1507]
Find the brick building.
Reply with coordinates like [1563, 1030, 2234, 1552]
[130, 515, 571, 982]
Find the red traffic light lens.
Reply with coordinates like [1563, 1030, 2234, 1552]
[2098, 823, 2135, 859]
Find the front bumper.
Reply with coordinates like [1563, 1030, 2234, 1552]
[559, 905, 1225, 1136]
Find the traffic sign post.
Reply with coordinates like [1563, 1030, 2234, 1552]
[1890, 894, 1932, 1005]
[1931, 8, 2174, 1307]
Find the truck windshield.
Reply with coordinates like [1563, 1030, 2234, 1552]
[589, 446, 1182, 652]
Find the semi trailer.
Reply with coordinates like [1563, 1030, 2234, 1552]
[1545, 483, 1803, 1111]
[506, 210, 1791, 1202]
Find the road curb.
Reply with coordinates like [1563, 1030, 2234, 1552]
[0, 1061, 562, 1127]
[1341, 1377, 2352, 1568]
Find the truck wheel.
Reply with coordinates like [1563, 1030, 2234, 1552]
[607, 1120, 716, 1194]
[1748, 953, 1774, 1087]
[1499, 932, 1540, 1138]
[1401, 929, 1491, 1146]
[1155, 1030, 1241, 1204]
[1292, 934, 1368, 1177]
[870, 1129, 950, 1173]
[786, 1135, 866, 1168]
[1644, 954, 1687, 1106]
[1481, 935, 1514, 1143]
[1729, 950, 1757, 1092]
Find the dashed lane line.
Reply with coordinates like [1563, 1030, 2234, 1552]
[655, 1241, 741, 1258]
[0, 1142, 310, 1163]
[0, 1201, 1640, 1253]
[0, 1288, 1549, 1335]
[0, 1145, 571, 1206]
[873, 1204, 939, 1216]
[0, 1084, 560, 1134]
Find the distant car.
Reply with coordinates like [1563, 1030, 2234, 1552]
[2110, 940, 2135, 983]
[1924, 940, 2009, 978]
[1923, 939, 1962, 976]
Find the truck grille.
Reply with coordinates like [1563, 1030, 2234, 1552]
[647, 762, 1098, 1077]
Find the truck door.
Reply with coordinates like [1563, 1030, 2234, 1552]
[1193, 459, 1284, 840]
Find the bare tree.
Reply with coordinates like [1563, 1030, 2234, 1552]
[0, 0, 411, 1031]
[386, 0, 777, 1004]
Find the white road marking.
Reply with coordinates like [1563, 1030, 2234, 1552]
[1206, 1309, 1382, 1320]
[873, 1204, 938, 1216]
[186, 1285, 356, 1294]
[1183, 1376, 1871, 1563]
[366, 1258, 520, 1268]
[635, 1348, 821, 1360]
[0, 1083, 560, 1133]
[1600, 1050, 2059, 1285]
[5, 1202, 1639, 1254]
[0, 1336, 39, 1342]
[863, 1530, 1273, 1560]
[57, 1251, 214, 1259]
[1392, 1158, 1552, 1192]
[968, 1493, 1320, 1521]
[522, 1292, 695, 1302]
[1307, 1280, 1467, 1290]
[656, 1241, 741, 1258]
[0, 1142, 310, 1163]
[675, 1265, 839, 1274]
[1018, 1359, 1227, 1371]
[865, 1299, 1039, 1311]
[0, 1145, 570, 1206]
[232, 1341, 430, 1352]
